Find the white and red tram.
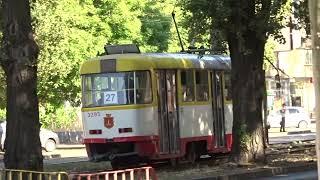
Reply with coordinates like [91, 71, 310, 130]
[80, 46, 233, 164]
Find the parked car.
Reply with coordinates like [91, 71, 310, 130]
[267, 106, 311, 128]
[0, 121, 59, 152]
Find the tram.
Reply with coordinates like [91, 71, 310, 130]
[80, 45, 233, 165]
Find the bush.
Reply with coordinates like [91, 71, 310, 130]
[40, 103, 82, 131]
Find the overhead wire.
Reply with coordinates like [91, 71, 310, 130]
[265, 56, 290, 78]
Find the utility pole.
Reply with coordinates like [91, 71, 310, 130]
[308, 0, 320, 177]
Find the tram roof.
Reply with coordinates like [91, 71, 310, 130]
[80, 53, 231, 75]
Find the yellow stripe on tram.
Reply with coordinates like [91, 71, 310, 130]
[180, 101, 211, 106]
[81, 103, 157, 112]
[80, 59, 101, 74]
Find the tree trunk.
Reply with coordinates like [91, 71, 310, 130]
[308, 0, 320, 175]
[2, 0, 43, 170]
[228, 32, 266, 163]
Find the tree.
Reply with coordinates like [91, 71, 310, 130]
[179, 0, 227, 53]
[1, 0, 43, 170]
[308, 0, 320, 174]
[293, 0, 310, 35]
[0, 0, 184, 131]
[180, 0, 290, 163]
[139, 1, 172, 52]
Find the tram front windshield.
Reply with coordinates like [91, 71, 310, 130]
[82, 71, 152, 107]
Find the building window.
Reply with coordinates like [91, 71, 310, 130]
[305, 50, 312, 65]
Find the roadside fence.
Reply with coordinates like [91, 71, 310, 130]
[69, 166, 158, 180]
[0, 169, 68, 180]
[0, 166, 157, 180]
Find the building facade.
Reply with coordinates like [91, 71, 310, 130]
[266, 48, 315, 116]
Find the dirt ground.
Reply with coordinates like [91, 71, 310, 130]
[45, 124, 316, 159]
[43, 140, 317, 180]
[156, 141, 317, 180]
[43, 148, 87, 158]
[40, 125, 318, 179]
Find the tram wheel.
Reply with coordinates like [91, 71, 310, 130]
[111, 159, 121, 169]
[169, 158, 178, 167]
[111, 156, 141, 169]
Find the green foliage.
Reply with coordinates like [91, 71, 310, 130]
[31, 0, 178, 110]
[180, 0, 292, 162]
[0, 69, 6, 109]
[292, 0, 310, 35]
[178, 0, 224, 53]
[264, 39, 277, 71]
[238, 124, 250, 151]
[0, 0, 185, 129]
[32, 0, 107, 108]
[0, 108, 6, 121]
[179, 0, 212, 45]
[0, 0, 292, 131]
[39, 103, 80, 130]
[180, 0, 291, 49]
[30, 0, 180, 129]
[139, 1, 172, 52]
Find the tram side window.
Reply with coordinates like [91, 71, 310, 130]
[82, 71, 152, 107]
[181, 70, 195, 102]
[224, 73, 232, 101]
[135, 71, 152, 104]
[195, 71, 209, 101]
[82, 77, 93, 106]
[93, 73, 135, 106]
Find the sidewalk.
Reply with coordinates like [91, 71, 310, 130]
[193, 162, 317, 180]
[56, 144, 85, 149]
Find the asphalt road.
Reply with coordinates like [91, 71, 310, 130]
[269, 133, 315, 144]
[257, 170, 318, 180]
[268, 124, 316, 144]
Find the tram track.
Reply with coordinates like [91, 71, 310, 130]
[152, 141, 316, 174]
[43, 140, 316, 176]
[266, 140, 315, 155]
[48, 141, 314, 167]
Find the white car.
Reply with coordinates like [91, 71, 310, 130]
[267, 106, 311, 128]
[0, 121, 59, 152]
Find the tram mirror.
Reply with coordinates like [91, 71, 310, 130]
[276, 82, 281, 89]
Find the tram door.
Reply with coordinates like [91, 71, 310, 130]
[211, 71, 226, 148]
[156, 70, 180, 154]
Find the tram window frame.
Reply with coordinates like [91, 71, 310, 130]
[81, 70, 152, 107]
[195, 70, 209, 101]
[181, 70, 195, 102]
[82, 76, 94, 106]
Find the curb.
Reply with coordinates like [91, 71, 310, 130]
[287, 130, 312, 135]
[193, 162, 317, 180]
[56, 144, 85, 149]
[43, 154, 61, 160]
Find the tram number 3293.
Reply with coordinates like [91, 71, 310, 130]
[88, 112, 101, 118]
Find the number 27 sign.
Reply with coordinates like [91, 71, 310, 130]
[103, 91, 118, 104]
